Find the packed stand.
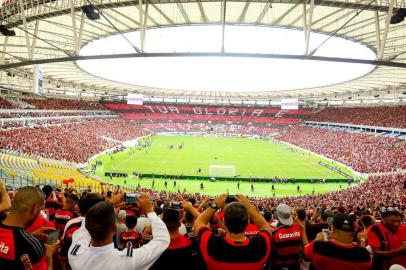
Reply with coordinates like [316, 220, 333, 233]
[0, 173, 405, 270]
[0, 111, 112, 119]
[277, 126, 406, 173]
[0, 97, 14, 109]
[307, 106, 406, 129]
[23, 98, 105, 110]
[0, 119, 149, 163]
[141, 121, 279, 136]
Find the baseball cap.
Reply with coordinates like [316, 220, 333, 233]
[276, 204, 293, 226]
[380, 206, 402, 218]
[332, 213, 355, 232]
[117, 210, 126, 220]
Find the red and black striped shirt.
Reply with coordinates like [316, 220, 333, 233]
[271, 224, 303, 270]
[0, 223, 47, 270]
[54, 209, 77, 235]
[198, 227, 271, 270]
[304, 239, 372, 270]
[120, 231, 142, 248]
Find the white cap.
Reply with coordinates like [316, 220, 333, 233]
[276, 203, 293, 226]
[390, 265, 406, 270]
[117, 210, 127, 220]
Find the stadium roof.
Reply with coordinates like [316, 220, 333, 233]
[1, 0, 406, 101]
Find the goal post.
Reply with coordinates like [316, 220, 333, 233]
[208, 165, 236, 177]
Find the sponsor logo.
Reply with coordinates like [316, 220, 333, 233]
[278, 231, 301, 240]
[0, 241, 9, 254]
[55, 213, 72, 220]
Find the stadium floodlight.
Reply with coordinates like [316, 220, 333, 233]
[82, 5, 100, 20]
[390, 8, 406, 24]
[0, 25, 16, 36]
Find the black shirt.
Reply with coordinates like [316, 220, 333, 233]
[0, 223, 46, 270]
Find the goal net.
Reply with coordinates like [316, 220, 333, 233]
[209, 165, 236, 177]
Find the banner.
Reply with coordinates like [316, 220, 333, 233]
[281, 99, 299, 110]
[127, 94, 144, 105]
[33, 65, 44, 94]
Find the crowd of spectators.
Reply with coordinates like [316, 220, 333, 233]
[307, 106, 406, 129]
[0, 119, 149, 163]
[0, 97, 14, 109]
[0, 172, 405, 270]
[277, 126, 406, 173]
[141, 121, 279, 136]
[23, 98, 105, 110]
[0, 111, 112, 119]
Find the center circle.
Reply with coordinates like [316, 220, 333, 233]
[77, 25, 376, 92]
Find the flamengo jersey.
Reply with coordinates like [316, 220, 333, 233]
[0, 223, 47, 270]
[120, 231, 142, 248]
[271, 225, 303, 270]
[55, 209, 77, 234]
[198, 227, 271, 270]
[152, 234, 204, 270]
[304, 239, 371, 270]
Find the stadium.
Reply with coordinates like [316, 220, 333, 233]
[0, 0, 405, 269]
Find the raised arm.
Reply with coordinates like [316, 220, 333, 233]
[131, 195, 170, 269]
[0, 180, 11, 213]
[235, 194, 271, 233]
[194, 194, 227, 233]
[181, 201, 200, 219]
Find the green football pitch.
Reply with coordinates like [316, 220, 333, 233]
[88, 135, 357, 197]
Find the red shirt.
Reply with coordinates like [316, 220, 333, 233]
[304, 239, 371, 270]
[27, 214, 55, 243]
[245, 224, 260, 236]
[368, 222, 406, 269]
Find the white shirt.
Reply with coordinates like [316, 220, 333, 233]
[68, 212, 170, 270]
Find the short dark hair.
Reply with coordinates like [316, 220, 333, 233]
[361, 215, 373, 228]
[224, 202, 248, 234]
[125, 215, 138, 229]
[79, 193, 103, 216]
[263, 210, 273, 222]
[85, 201, 116, 243]
[296, 209, 307, 221]
[42, 185, 53, 198]
[162, 208, 180, 233]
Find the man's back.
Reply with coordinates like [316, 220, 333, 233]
[0, 223, 47, 270]
[198, 227, 271, 270]
[271, 224, 303, 270]
[305, 239, 371, 270]
[68, 212, 170, 270]
[152, 234, 204, 270]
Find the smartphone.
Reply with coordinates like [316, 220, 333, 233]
[125, 193, 141, 204]
[47, 229, 60, 245]
[225, 195, 237, 203]
[170, 201, 182, 210]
